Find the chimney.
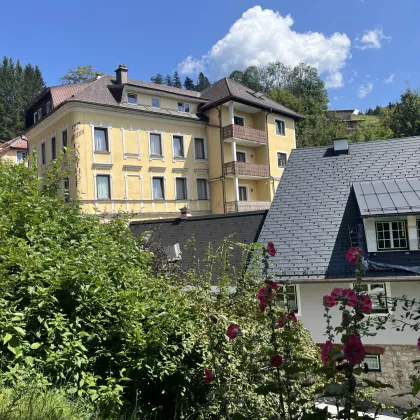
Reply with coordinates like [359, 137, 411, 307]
[115, 64, 128, 84]
[333, 138, 349, 155]
[180, 206, 192, 220]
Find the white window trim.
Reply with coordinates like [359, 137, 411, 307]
[234, 114, 245, 126]
[60, 127, 68, 151]
[349, 282, 391, 317]
[277, 284, 302, 317]
[236, 149, 247, 163]
[127, 93, 138, 105]
[37, 108, 42, 120]
[172, 134, 186, 160]
[148, 131, 165, 161]
[178, 102, 191, 113]
[33, 112, 37, 124]
[94, 173, 113, 201]
[375, 220, 409, 251]
[193, 136, 207, 162]
[196, 178, 210, 201]
[121, 127, 141, 160]
[16, 151, 27, 163]
[91, 123, 112, 158]
[174, 176, 189, 201]
[46, 101, 52, 114]
[238, 184, 250, 201]
[362, 354, 382, 372]
[275, 118, 286, 137]
[276, 150, 288, 168]
[151, 176, 165, 200]
[151, 97, 161, 109]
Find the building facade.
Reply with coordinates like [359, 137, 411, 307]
[0, 136, 28, 164]
[24, 65, 302, 220]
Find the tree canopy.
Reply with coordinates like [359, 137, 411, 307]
[59, 65, 102, 84]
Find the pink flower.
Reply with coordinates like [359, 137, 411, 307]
[277, 314, 287, 328]
[346, 247, 363, 265]
[226, 323, 241, 340]
[270, 355, 283, 368]
[267, 280, 279, 290]
[417, 337, 420, 352]
[323, 295, 336, 308]
[331, 288, 344, 298]
[359, 295, 372, 313]
[288, 311, 297, 323]
[321, 340, 334, 364]
[342, 289, 358, 307]
[343, 334, 365, 366]
[204, 368, 214, 384]
[259, 301, 266, 313]
[267, 242, 276, 257]
[257, 286, 274, 304]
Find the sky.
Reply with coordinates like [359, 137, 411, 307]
[2, 0, 420, 111]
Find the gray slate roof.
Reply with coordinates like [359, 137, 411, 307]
[258, 137, 420, 280]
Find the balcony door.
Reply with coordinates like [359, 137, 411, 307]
[238, 186, 248, 201]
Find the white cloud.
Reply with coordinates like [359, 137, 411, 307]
[178, 6, 351, 88]
[359, 29, 391, 49]
[384, 73, 395, 83]
[358, 83, 374, 98]
[178, 56, 205, 74]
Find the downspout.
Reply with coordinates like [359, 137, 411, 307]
[218, 106, 226, 213]
[265, 109, 275, 198]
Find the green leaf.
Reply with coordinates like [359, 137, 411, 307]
[13, 326, 25, 336]
[412, 379, 420, 396]
[3, 333, 12, 344]
[30, 342, 42, 350]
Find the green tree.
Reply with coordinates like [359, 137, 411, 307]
[0, 57, 45, 140]
[196, 72, 211, 91]
[241, 66, 264, 92]
[172, 71, 182, 88]
[269, 88, 304, 114]
[388, 87, 420, 137]
[183, 76, 195, 91]
[150, 73, 164, 85]
[164, 73, 172, 86]
[228, 70, 245, 84]
[59, 65, 101, 84]
[349, 119, 394, 143]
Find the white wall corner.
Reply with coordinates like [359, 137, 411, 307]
[363, 218, 377, 253]
[407, 215, 419, 251]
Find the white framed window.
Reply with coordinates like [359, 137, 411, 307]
[38, 108, 42, 120]
[127, 93, 137, 104]
[33, 112, 37, 124]
[194, 137, 206, 160]
[64, 177, 70, 203]
[197, 179, 208, 200]
[275, 119, 286, 136]
[376, 221, 408, 250]
[176, 177, 188, 200]
[152, 177, 164, 199]
[361, 355, 382, 372]
[151, 97, 160, 108]
[234, 115, 245, 126]
[17, 151, 27, 163]
[172, 135, 185, 158]
[46, 101, 52, 114]
[62, 130, 68, 151]
[94, 127, 109, 152]
[275, 285, 301, 315]
[150, 133, 163, 157]
[41, 142, 46, 165]
[96, 175, 111, 200]
[51, 137, 56, 160]
[277, 151, 287, 168]
[353, 282, 389, 314]
[236, 151, 246, 162]
[238, 185, 248, 201]
[178, 102, 190, 113]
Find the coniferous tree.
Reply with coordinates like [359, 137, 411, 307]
[183, 76, 195, 91]
[196, 72, 211, 91]
[173, 71, 182, 89]
[150, 73, 164, 85]
[165, 74, 173, 86]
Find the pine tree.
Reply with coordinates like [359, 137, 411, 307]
[196, 72, 211, 91]
[173, 71, 182, 89]
[183, 76, 195, 91]
[165, 74, 173, 86]
[151, 73, 164, 85]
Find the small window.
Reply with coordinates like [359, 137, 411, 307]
[275, 119, 285, 136]
[197, 179, 208, 200]
[17, 151, 27, 163]
[173, 135, 184, 158]
[176, 178, 187, 200]
[127, 93, 137, 104]
[239, 186, 248, 201]
[151, 97, 160, 108]
[236, 151, 246, 162]
[417, 220, 420, 248]
[152, 177, 164, 200]
[353, 283, 388, 314]
[62, 130, 68, 151]
[38, 108, 42, 120]
[376, 221, 408, 250]
[64, 177, 70, 203]
[234, 116, 245, 126]
[46, 101, 52, 114]
[94, 128, 109, 152]
[33, 112, 37, 124]
[362, 355, 381, 372]
[51, 137, 56, 160]
[194, 138, 205, 160]
[150, 133, 163, 156]
[277, 152, 287, 168]
[178, 102, 190, 113]
[96, 175, 111, 200]
[276, 285, 299, 313]
[41, 143, 46, 165]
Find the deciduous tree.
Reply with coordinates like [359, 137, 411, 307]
[59, 64, 101, 84]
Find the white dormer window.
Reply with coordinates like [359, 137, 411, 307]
[376, 221, 408, 250]
[151, 97, 160, 108]
[127, 93, 137, 104]
[46, 101, 52, 114]
[178, 102, 190, 113]
[33, 112, 37, 124]
[38, 108, 42, 120]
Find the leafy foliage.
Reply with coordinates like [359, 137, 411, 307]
[59, 65, 102, 84]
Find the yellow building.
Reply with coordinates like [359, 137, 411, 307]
[0, 136, 28, 164]
[24, 65, 302, 219]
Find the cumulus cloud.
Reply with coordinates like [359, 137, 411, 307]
[178, 6, 351, 88]
[358, 83, 374, 98]
[359, 29, 391, 49]
[178, 56, 205, 75]
[384, 73, 395, 83]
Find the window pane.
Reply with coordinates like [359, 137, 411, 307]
[94, 128, 108, 152]
[178, 102, 184, 112]
[41, 143, 46, 165]
[62, 130, 68, 150]
[176, 178, 187, 200]
[51, 137, 56, 160]
[276, 120, 285, 135]
[17, 151, 27, 162]
[153, 178, 164, 199]
[239, 186, 248, 201]
[197, 179, 207, 200]
[234, 116, 244, 126]
[97, 176, 110, 200]
[173, 136, 184, 157]
[195, 138, 205, 159]
[278, 152, 287, 167]
[370, 283, 387, 312]
[150, 134, 162, 155]
[364, 355, 380, 371]
[236, 151, 246, 162]
[151, 97, 160, 108]
[276, 285, 298, 312]
[128, 94, 137, 104]
[184, 103, 190, 113]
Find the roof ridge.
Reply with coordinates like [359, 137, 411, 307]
[224, 77, 233, 95]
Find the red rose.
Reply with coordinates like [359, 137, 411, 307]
[359, 295, 372, 313]
[342, 289, 358, 307]
[277, 314, 287, 328]
[288, 311, 297, 323]
[267, 242, 276, 257]
[323, 295, 336, 308]
[204, 368, 214, 384]
[417, 337, 420, 352]
[343, 334, 365, 366]
[226, 323, 241, 340]
[270, 355, 283, 368]
[346, 247, 363, 264]
[321, 340, 334, 364]
[331, 288, 344, 298]
[267, 280, 279, 290]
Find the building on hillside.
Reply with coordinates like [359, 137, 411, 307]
[0, 135, 28, 164]
[331, 109, 362, 132]
[258, 137, 420, 405]
[24, 64, 302, 220]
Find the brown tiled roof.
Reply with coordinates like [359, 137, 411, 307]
[50, 82, 95, 107]
[126, 78, 203, 99]
[0, 135, 28, 153]
[200, 78, 304, 120]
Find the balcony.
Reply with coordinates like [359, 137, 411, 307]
[222, 124, 267, 145]
[224, 161, 269, 178]
[226, 201, 271, 213]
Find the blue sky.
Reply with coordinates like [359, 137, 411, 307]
[2, 0, 420, 111]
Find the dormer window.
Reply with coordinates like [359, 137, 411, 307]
[151, 97, 160, 108]
[127, 93, 137, 104]
[376, 221, 408, 250]
[33, 112, 37, 124]
[178, 102, 190, 113]
[46, 101, 52, 114]
[38, 108, 42, 121]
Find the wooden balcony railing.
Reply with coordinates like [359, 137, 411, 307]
[224, 161, 269, 178]
[226, 201, 271, 213]
[222, 124, 267, 145]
